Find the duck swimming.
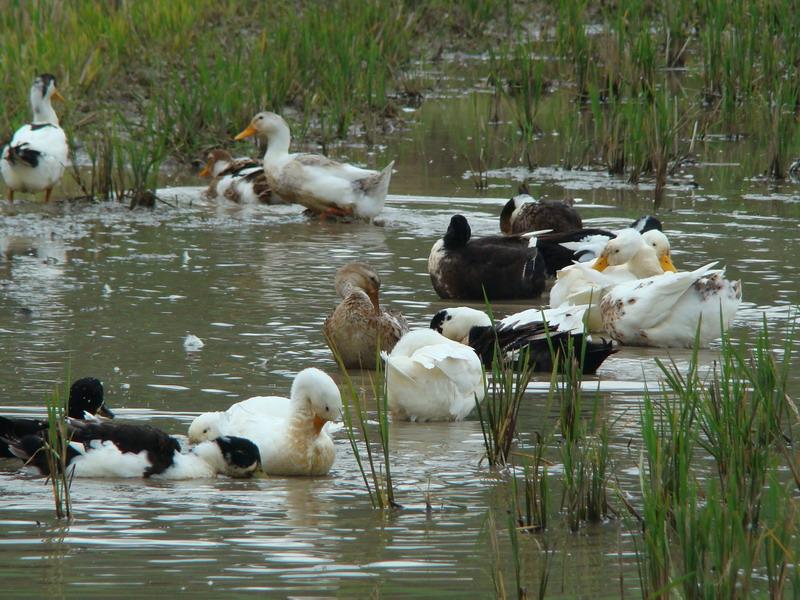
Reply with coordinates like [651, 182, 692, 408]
[500, 183, 583, 235]
[600, 262, 742, 348]
[188, 368, 343, 476]
[323, 262, 409, 369]
[0, 377, 113, 459]
[430, 305, 616, 374]
[382, 329, 485, 422]
[235, 112, 393, 220]
[4, 419, 260, 479]
[1, 74, 68, 203]
[429, 214, 546, 300]
[199, 149, 275, 204]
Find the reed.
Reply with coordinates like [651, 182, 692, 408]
[336, 351, 398, 510]
[43, 387, 73, 520]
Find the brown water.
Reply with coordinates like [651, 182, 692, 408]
[1, 61, 799, 597]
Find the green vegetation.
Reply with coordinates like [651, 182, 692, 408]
[44, 386, 73, 520]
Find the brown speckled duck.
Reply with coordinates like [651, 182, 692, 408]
[323, 263, 409, 369]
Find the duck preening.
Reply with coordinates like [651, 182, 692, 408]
[199, 149, 275, 204]
[428, 214, 546, 300]
[1, 74, 68, 203]
[323, 262, 409, 369]
[3, 419, 261, 479]
[500, 183, 583, 235]
[188, 367, 343, 476]
[430, 305, 616, 375]
[0, 377, 112, 459]
[382, 329, 485, 422]
[235, 112, 393, 220]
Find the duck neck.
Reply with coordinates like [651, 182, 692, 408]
[628, 248, 663, 277]
[264, 123, 291, 162]
[190, 441, 225, 474]
[31, 93, 59, 126]
[289, 399, 325, 441]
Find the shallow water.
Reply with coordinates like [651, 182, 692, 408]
[1, 76, 799, 597]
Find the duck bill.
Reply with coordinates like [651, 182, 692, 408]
[367, 288, 381, 314]
[198, 163, 212, 177]
[234, 124, 258, 141]
[51, 88, 65, 102]
[313, 415, 325, 435]
[592, 255, 609, 271]
[97, 404, 115, 419]
[660, 254, 678, 272]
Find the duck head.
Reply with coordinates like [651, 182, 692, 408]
[443, 215, 472, 249]
[68, 377, 113, 419]
[291, 368, 343, 434]
[235, 112, 288, 141]
[629, 215, 663, 234]
[642, 230, 677, 272]
[30, 73, 63, 125]
[334, 262, 382, 313]
[430, 307, 491, 342]
[592, 229, 646, 272]
[213, 435, 261, 478]
[199, 149, 233, 178]
[187, 411, 225, 444]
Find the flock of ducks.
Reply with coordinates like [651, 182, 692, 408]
[0, 75, 742, 483]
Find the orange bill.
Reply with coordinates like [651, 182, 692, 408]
[234, 124, 257, 141]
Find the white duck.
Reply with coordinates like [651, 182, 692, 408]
[187, 368, 343, 476]
[234, 112, 394, 220]
[600, 262, 742, 347]
[550, 229, 675, 330]
[1, 74, 68, 203]
[382, 329, 485, 422]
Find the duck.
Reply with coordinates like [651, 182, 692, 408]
[187, 367, 343, 476]
[600, 262, 742, 347]
[1, 74, 68, 203]
[533, 215, 664, 276]
[199, 149, 275, 204]
[428, 214, 546, 300]
[549, 229, 676, 330]
[430, 305, 616, 374]
[234, 112, 394, 220]
[0, 377, 113, 459]
[3, 419, 261, 479]
[500, 183, 583, 235]
[382, 329, 485, 422]
[323, 262, 409, 369]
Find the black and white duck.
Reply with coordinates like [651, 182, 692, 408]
[4, 419, 260, 480]
[1, 74, 68, 203]
[499, 183, 583, 235]
[430, 304, 616, 375]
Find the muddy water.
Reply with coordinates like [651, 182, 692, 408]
[1, 82, 799, 597]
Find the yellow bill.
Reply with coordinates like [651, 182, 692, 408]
[234, 124, 257, 141]
[198, 163, 211, 177]
[51, 88, 65, 102]
[592, 255, 609, 271]
[660, 253, 678, 272]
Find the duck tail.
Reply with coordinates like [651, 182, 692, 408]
[370, 160, 394, 200]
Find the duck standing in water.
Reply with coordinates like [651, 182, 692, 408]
[428, 214, 546, 300]
[198, 149, 275, 204]
[1, 74, 68, 203]
[235, 112, 394, 220]
[323, 262, 409, 369]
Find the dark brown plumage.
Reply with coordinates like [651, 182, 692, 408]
[500, 184, 583, 235]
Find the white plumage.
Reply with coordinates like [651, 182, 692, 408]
[599, 262, 742, 348]
[1, 74, 68, 202]
[382, 329, 485, 422]
[235, 112, 393, 220]
[187, 368, 343, 476]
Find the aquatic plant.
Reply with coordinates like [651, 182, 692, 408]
[336, 351, 398, 510]
[43, 387, 73, 520]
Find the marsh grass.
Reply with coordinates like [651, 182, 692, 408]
[336, 352, 398, 510]
[633, 319, 799, 598]
[43, 388, 73, 520]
